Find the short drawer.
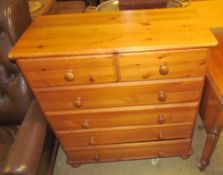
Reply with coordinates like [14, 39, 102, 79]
[56, 123, 193, 147]
[47, 103, 198, 130]
[34, 77, 204, 112]
[119, 49, 208, 81]
[66, 139, 191, 164]
[17, 55, 116, 87]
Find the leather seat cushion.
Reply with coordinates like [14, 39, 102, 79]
[0, 32, 32, 125]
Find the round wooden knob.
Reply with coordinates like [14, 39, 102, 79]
[159, 63, 169, 75]
[94, 153, 100, 161]
[73, 97, 83, 108]
[157, 115, 165, 124]
[158, 91, 167, 102]
[157, 131, 165, 140]
[81, 119, 90, 129]
[88, 136, 95, 145]
[64, 71, 74, 81]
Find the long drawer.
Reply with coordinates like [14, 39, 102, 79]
[17, 54, 116, 88]
[56, 123, 193, 147]
[34, 77, 204, 112]
[66, 139, 192, 164]
[47, 103, 198, 130]
[119, 49, 208, 81]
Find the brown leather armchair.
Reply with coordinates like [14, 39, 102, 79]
[0, 0, 58, 174]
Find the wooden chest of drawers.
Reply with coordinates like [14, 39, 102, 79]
[10, 9, 217, 167]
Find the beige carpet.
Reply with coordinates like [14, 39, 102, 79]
[54, 117, 223, 175]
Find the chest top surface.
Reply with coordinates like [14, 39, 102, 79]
[188, 0, 223, 29]
[10, 8, 217, 59]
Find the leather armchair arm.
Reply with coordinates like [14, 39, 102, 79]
[0, 0, 31, 44]
[1, 101, 47, 175]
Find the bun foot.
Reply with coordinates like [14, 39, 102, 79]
[181, 154, 190, 159]
[181, 148, 192, 159]
[71, 163, 82, 168]
[198, 160, 209, 171]
[67, 159, 82, 168]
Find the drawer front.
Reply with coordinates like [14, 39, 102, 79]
[119, 49, 208, 81]
[66, 139, 191, 164]
[34, 78, 204, 112]
[56, 123, 193, 147]
[17, 55, 116, 87]
[47, 103, 198, 130]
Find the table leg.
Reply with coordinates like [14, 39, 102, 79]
[198, 130, 220, 171]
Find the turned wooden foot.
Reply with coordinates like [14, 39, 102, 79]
[181, 148, 192, 159]
[198, 131, 220, 171]
[71, 163, 82, 168]
[67, 159, 82, 168]
[181, 154, 190, 160]
[198, 160, 209, 171]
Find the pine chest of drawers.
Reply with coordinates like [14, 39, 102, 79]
[10, 9, 217, 166]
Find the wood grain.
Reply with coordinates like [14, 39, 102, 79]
[198, 32, 223, 171]
[208, 32, 223, 98]
[11, 6, 215, 165]
[47, 102, 198, 130]
[188, 0, 223, 29]
[56, 123, 192, 147]
[17, 54, 117, 87]
[34, 77, 204, 112]
[10, 8, 217, 59]
[119, 49, 208, 81]
[200, 77, 220, 132]
[65, 139, 191, 164]
[198, 76, 223, 171]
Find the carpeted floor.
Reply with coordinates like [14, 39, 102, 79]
[54, 117, 223, 175]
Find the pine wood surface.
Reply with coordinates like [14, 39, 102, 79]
[118, 48, 208, 81]
[207, 32, 223, 98]
[56, 123, 192, 147]
[33, 77, 204, 112]
[198, 74, 223, 170]
[9, 8, 217, 59]
[17, 54, 117, 87]
[47, 102, 198, 130]
[200, 77, 220, 132]
[66, 139, 191, 164]
[18, 48, 208, 87]
[188, 0, 223, 170]
[188, 0, 223, 29]
[11, 7, 216, 165]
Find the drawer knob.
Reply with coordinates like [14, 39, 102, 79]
[88, 136, 96, 145]
[157, 115, 165, 124]
[81, 119, 90, 129]
[64, 71, 74, 81]
[159, 63, 169, 75]
[158, 91, 167, 102]
[94, 153, 100, 161]
[157, 131, 165, 140]
[74, 97, 83, 108]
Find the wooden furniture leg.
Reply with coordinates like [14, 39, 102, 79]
[198, 130, 221, 171]
[199, 30, 223, 171]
